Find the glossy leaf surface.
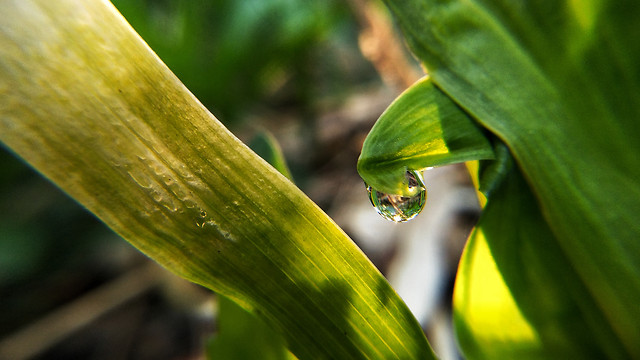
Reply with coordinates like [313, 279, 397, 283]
[455, 153, 628, 359]
[358, 76, 493, 196]
[376, 0, 640, 358]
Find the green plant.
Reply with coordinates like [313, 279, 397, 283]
[1, 1, 639, 360]
[0, 1, 432, 359]
[360, 0, 640, 358]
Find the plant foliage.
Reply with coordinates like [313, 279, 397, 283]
[0, 1, 435, 359]
[358, 0, 640, 358]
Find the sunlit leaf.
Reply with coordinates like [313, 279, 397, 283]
[456, 151, 628, 359]
[205, 132, 296, 360]
[0, 1, 435, 359]
[380, 0, 640, 358]
[358, 76, 493, 196]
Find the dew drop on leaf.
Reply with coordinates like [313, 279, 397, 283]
[366, 170, 427, 223]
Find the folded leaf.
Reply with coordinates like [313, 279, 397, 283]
[0, 1, 435, 359]
[358, 76, 493, 196]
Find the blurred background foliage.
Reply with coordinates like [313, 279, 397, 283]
[1, 1, 419, 359]
[113, 0, 362, 125]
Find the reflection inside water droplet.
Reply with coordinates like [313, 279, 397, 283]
[366, 170, 427, 223]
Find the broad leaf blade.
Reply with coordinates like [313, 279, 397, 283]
[455, 152, 628, 359]
[0, 1, 435, 359]
[358, 76, 493, 195]
[383, 0, 640, 357]
[206, 132, 297, 360]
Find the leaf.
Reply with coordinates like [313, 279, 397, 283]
[248, 131, 293, 181]
[207, 295, 296, 360]
[455, 151, 628, 359]
[0, 1, 435, 359]
[206, 132, 296, 360]
[358, 76, 493, 196]
[381, 0, 640, 357]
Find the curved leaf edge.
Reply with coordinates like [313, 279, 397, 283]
[358, 76, 494, 196]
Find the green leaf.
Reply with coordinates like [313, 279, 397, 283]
[455, 152, 628, 359]
[207, 295, 296, 360]
[358, 76, 493, 196]
[0, 1, 435, 359]
[381, 0, 640, 358]
[248, 131, 293, 181]
[206, 133, 295, 360]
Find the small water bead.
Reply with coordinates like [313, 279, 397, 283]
[366, 170, 427, 223]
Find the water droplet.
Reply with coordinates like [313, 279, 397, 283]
[366, 170, 427, 223]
